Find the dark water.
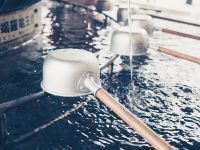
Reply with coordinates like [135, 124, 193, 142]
[0, 1, 200, 150]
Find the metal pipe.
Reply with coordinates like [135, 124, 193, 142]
[1, 98, 93, 149]
[0, 91, 46, 112]
[100, 54, 119, 71]
[0, 113, 8, 145]
[108, 62, 114, 75]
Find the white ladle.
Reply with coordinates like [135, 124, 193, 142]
[125, 14, 154, 35]
[117, 4, 139, 24]
[124, 14, 200, 40]
[41, 49, 173, 150]
[110, 27, 149, 56]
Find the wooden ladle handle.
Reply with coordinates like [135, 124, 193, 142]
[95, 88, 174, 150]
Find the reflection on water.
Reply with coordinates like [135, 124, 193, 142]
[0, 1, 200, 150]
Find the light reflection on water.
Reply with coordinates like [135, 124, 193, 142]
[0, 1, 200, 150]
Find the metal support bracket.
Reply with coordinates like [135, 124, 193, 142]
[0, 112, 8, 145]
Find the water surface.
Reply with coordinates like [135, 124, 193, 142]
[0, 1, 200, 150]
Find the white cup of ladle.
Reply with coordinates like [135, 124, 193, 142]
[109, 27, 149, 56]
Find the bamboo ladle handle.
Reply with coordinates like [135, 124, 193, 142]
[162, 28, 200, 40]
[158, 47, 200, 64]
[95, 88, 174, 150]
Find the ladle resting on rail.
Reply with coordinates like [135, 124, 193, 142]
[108, 26, 200, 65]
[127, 14, 200, 40]
[116, 6, 200, 40]
[40, 49, 173, 150]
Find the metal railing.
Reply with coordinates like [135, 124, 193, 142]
[0, 2, 119, 148]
